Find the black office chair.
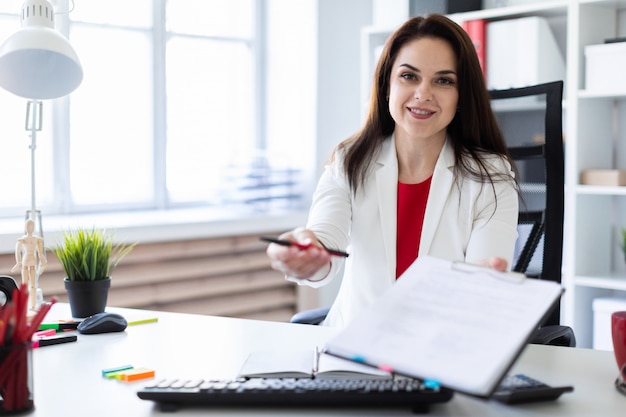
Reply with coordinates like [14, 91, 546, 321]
[490, 80, 574, 347]
[291, 81, 575, 347]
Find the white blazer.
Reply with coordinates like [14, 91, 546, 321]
[289, 136, 519, 328]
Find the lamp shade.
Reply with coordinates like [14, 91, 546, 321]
[0, 0, 82, 100]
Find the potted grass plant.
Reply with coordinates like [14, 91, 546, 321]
[52, 228, 136, 318]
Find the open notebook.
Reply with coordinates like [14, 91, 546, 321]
[323, 255, 564, 397]
[238, 347, 391, 380]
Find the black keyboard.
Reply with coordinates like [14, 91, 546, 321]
[137, 377, 454, 413]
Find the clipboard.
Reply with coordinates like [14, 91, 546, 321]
[323, 255, 564, 398]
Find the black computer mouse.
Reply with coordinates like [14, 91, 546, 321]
[77, 312, 128, 334]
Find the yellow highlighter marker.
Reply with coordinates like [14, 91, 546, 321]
[127, 318, 158, 326]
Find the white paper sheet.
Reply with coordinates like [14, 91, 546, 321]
[324, 256, 563, 396]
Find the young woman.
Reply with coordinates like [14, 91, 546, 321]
[266, 14, 519, 328]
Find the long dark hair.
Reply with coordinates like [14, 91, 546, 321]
[335, 14, 514, 194]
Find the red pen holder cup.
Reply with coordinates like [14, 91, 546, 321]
[0, 342, 34, 414]
[612, 311, 626, 395]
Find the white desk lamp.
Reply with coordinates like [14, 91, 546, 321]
[0, 0, 82, 309]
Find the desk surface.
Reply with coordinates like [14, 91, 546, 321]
[25, 304, 624, 416]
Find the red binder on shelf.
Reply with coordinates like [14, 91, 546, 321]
[462, 19, 486, 79]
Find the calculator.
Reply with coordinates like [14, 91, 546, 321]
[491, 374, 574, 404]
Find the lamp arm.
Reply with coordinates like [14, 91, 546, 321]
[25, 100, 42, 215]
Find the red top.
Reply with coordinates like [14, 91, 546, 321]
[396, 176, 432, 278]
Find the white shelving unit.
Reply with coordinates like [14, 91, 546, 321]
[362, 0, 626, 348]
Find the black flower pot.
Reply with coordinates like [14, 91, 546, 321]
[64, 277, 111, 318]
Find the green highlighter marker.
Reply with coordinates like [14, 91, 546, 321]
[38, 322, 80, 331]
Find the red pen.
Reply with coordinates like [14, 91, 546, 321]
[260, 236, 349, 257]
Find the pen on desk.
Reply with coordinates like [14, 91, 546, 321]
[33, 329, 57, 339]
[32, 334, 78, 348]
[260, 236, 349, 258]
[38, 321, 80, 331]
[313, 346, 320, 374]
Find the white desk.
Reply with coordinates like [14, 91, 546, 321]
[24, 304, 624, 416]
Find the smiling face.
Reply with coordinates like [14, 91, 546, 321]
[388, 37, 459, 146]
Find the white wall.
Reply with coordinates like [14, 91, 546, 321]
[316, 0, 372, 175]
[314, 0, 372, 307]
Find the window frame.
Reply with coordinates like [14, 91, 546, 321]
[0, 0, 280, 217]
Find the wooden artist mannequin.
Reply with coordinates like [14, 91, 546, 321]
[11, 218, 47, 310]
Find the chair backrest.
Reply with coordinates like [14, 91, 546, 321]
[489, 81, 564, 326]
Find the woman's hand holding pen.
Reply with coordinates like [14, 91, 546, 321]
[266, 228, 332, 281]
